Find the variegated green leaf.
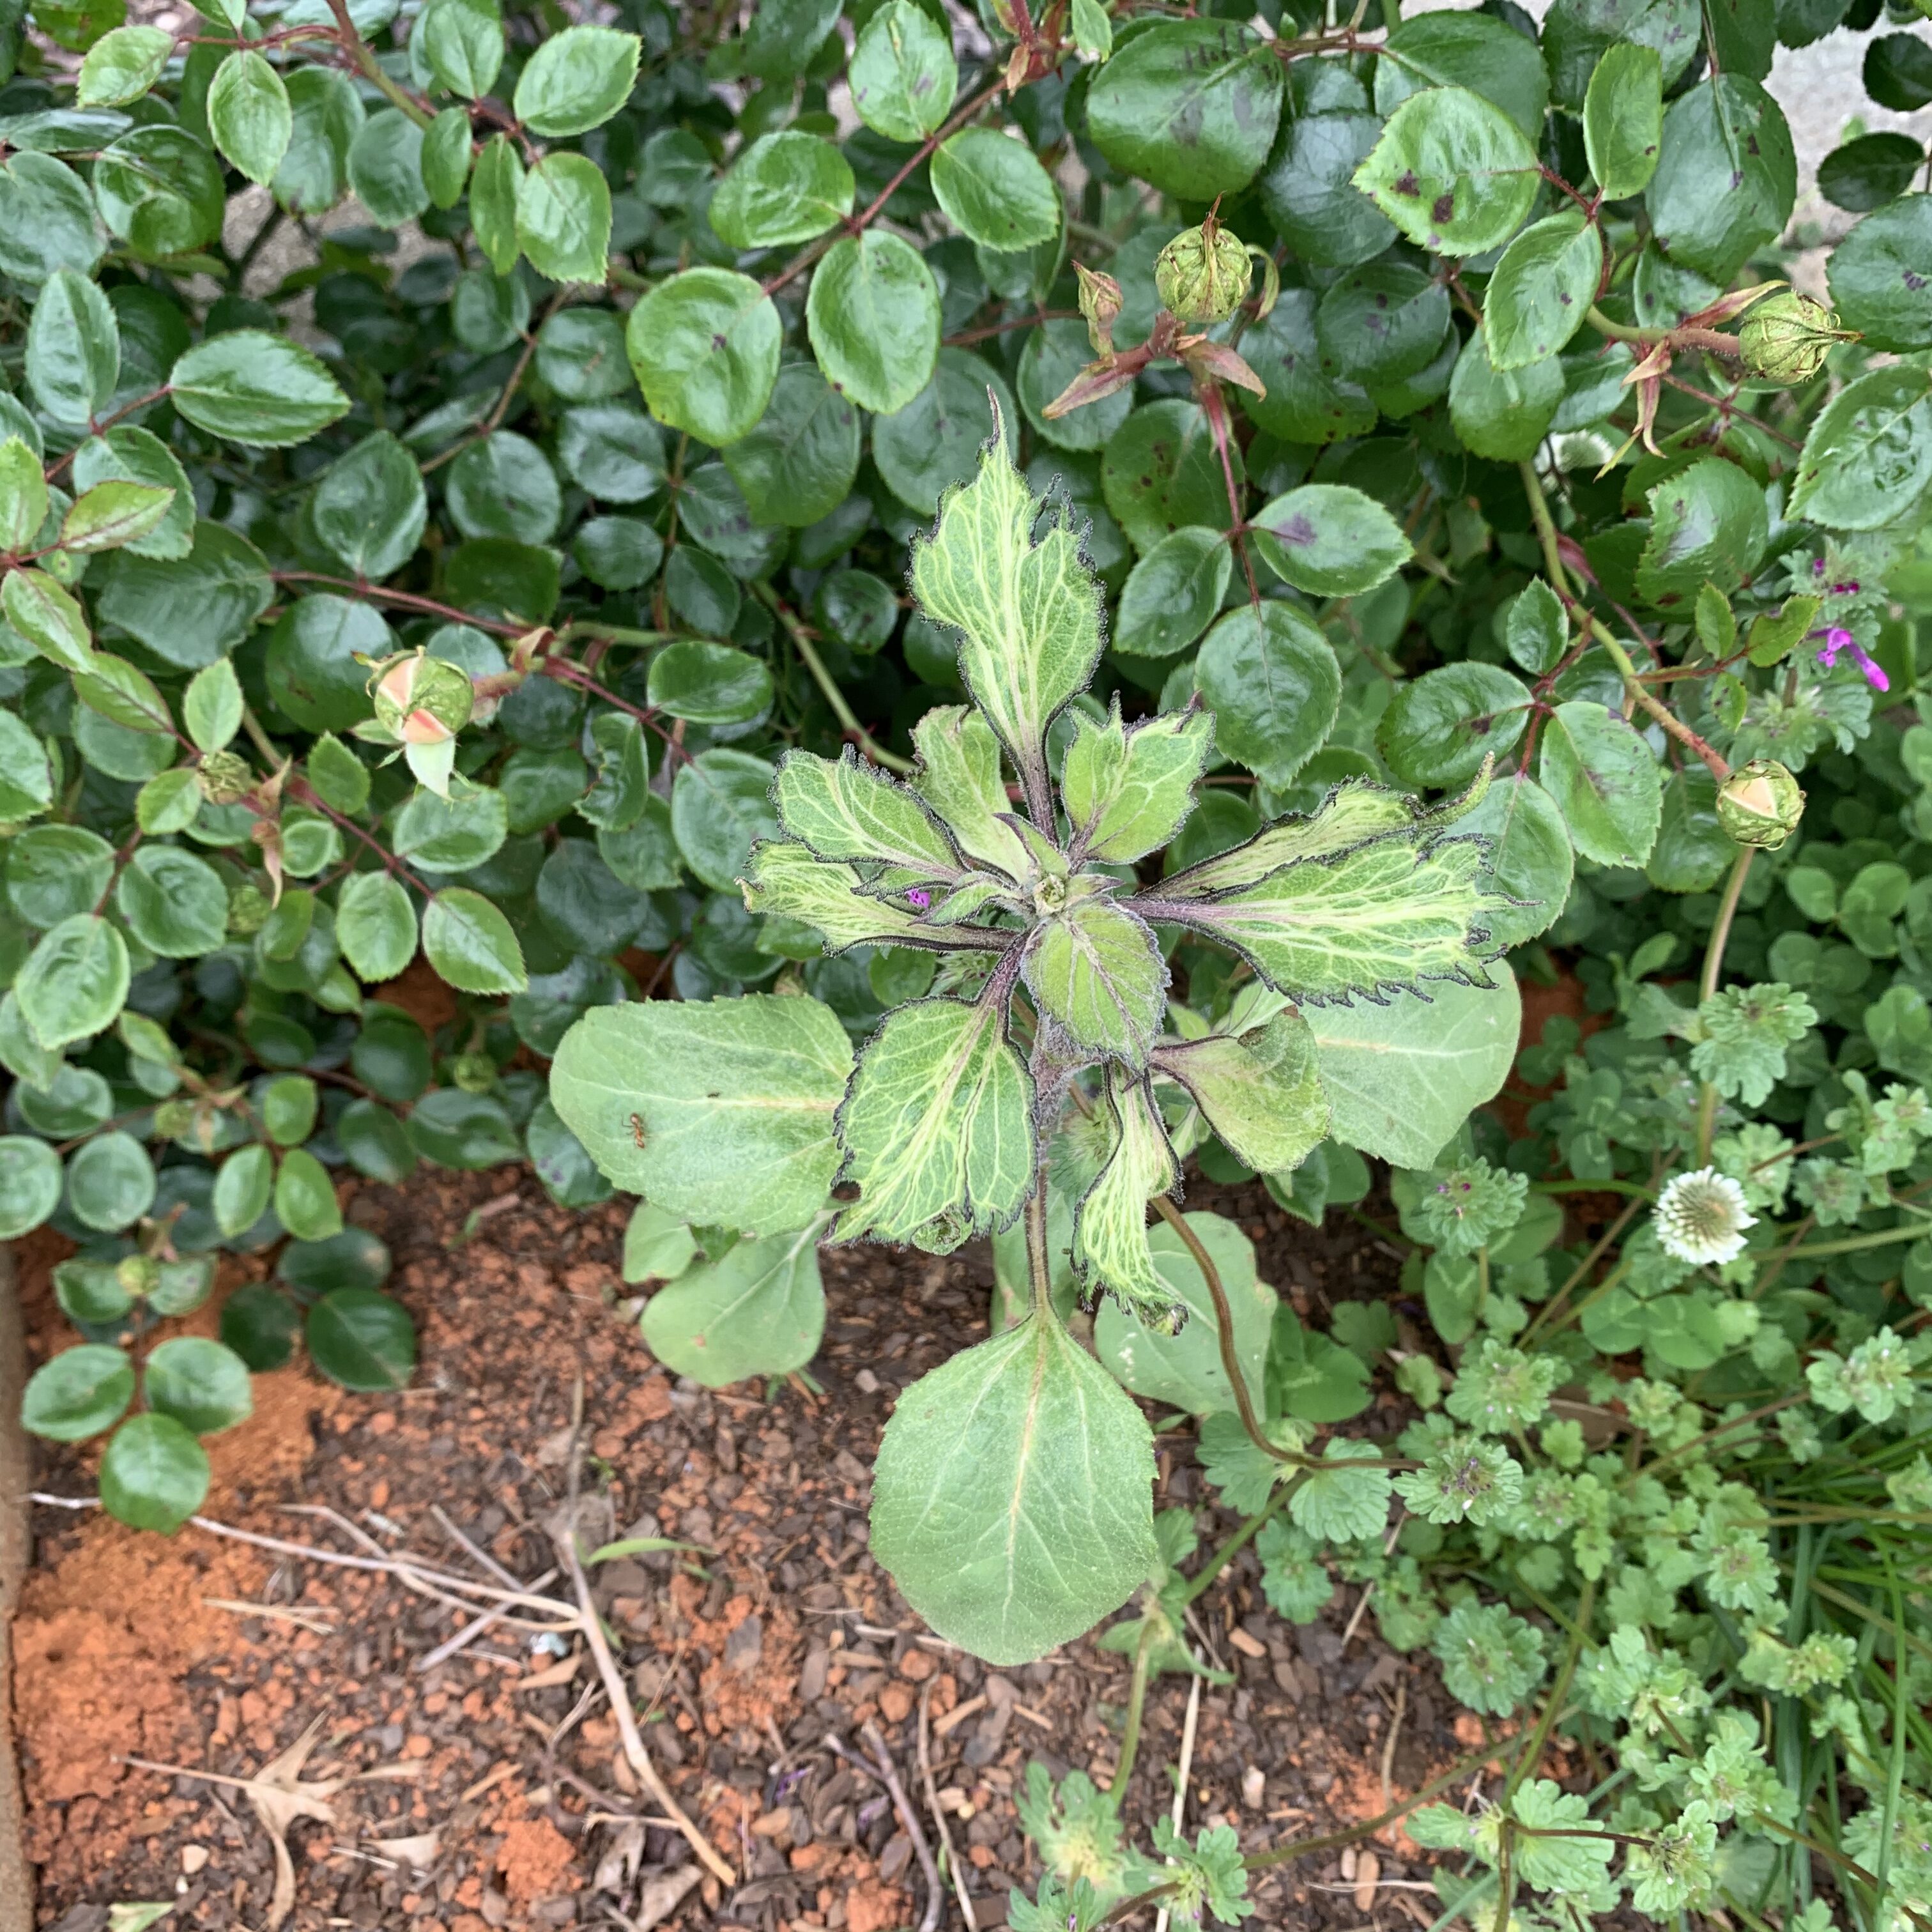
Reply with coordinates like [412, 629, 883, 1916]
[775, 746, 964, 879]
[549, 993, 853, 1234]
[1138, 836, 1494, 1003]
[833, 992, 1035, 1248]
[1070, 1067, 1183, 1328]
[910, 705, 1030, 878]
[871, 1303, 1158, 1665]
[1023, 898, 1167, 1061]
[1062, 701, 1212, 864]
[1159, 772, 1495, 898]
[1152, 1009, 1329, 1176]
[742, 840, 1006, 953]
[908, 429, 1102, 810]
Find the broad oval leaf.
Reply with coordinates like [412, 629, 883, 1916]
[549, 993, 854, 1234]
[1085, 19, 1285, 201]
[1249, 484, 1413, 598]
[625, 268, 779, 447]
[642, 1222, 827, 1386]
[806, 231, 941, 417]
[871, 1308, 1160, 1666]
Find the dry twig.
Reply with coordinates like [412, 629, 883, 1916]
[919, 1681, 977, 1932]
[550, 1376, 736, 1888]
[861, 1719, 944, 1932]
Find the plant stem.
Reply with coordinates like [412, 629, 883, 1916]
[1696, 847, 1756, 1163]
[1025, 1171, 1054, 1325]
[325, 0, 432, 125]
[1149, 1195, 1288, 1466]
[1518, 459, 1731, 782]
[755, 585, 915, 774]
[1505, 1579, 1596, 1801]
[1584, 306, 1740, 356]
[1112, 1619, 1156, 1797]
[1773, 1219, 1932, 1262]
[1181, 1482, 1294, 1608]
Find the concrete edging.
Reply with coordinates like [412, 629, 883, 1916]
[1, 1243, 34, 1932]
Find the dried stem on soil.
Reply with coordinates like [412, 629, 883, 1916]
[918, 1681, 977, 1932]
[860, 1719, 943, 1932]
[549, 1377, 737, 1889]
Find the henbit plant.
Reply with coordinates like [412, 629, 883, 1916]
[551, 422, 1515, 1663]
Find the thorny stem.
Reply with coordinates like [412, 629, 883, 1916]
[756, 585, 916, 774]
[762, 79, 1007, 298]
[1519, 459, 1731, 783]
[1695, 847, 1756, 1163]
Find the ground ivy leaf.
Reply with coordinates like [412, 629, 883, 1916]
[1289, 1438, 1392, 1543]
[1152, 1010, 1330, 1176]
[871, 1305, 1160, 1666]
[548, 992, 853, 1234]
[832, 995, 1035, 1248]
[910, 433, 1102, 806]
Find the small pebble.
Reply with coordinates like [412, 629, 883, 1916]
[1241, 1766, 1265, 1810]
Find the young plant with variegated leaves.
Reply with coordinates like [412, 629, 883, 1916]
[553, 420, 1513, 1664]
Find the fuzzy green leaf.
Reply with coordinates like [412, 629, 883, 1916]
[832, 994, 1035, 1248]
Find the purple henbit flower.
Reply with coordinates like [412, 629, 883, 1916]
[1831, 580, 1860, 596]
[1812, 556, 1827, 578]
[1813, 625, 1889, 693]
[907, 889, 931, 910]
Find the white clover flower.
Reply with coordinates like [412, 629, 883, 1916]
[1654, 1167, 1758, 1266]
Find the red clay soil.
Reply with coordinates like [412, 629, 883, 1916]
[10, 1167, 1526, 1931]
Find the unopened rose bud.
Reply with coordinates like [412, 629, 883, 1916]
[197, 749, 254, 804]
[450, 1052, 496, 1093]
[227, 882, 270, 935]
[116, 1254, 162, 1298]
[1155, 213, 1251, 326]
[1739, 291, 1857, 385]
[1717, 758, 1805, 849]
[1075, 260, 1123, 358]
[371, 650, 473, 746]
